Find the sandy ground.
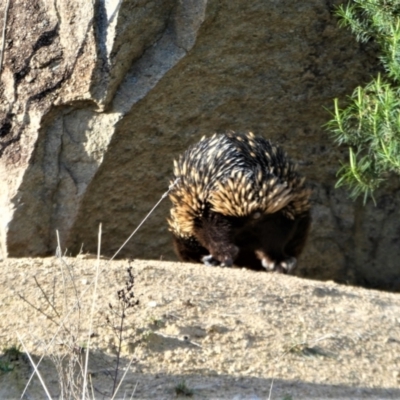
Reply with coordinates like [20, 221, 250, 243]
[0, 256, 399, 399]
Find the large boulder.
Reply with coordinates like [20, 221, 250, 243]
[1, 0, 399, 290]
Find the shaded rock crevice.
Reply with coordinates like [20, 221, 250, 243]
[111, 0, 208, 113]
[90, 0, 177, 109]
[3, 0, 209, 256]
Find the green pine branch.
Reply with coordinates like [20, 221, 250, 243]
[327, 0, 400, 202]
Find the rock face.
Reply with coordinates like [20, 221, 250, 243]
[0, 0, 399, 290]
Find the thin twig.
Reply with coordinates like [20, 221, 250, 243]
[17, 293, 61, 329]
[129, 381, 138, 400]
[56, 230, 82, 351]
[56, 230, 81, 310]
[267, 377, 274, 400]
[110, 354, 138, 400]
[17, 333, 53, 400]
[20, 354, 46, 398]
[112, 305, 125, 396]
[33, 276, 61, 318]
[52, 276, 57, 313]
[107, 265, 138, 396]
[57, 231, 69, 323]
[0, 0, 10, 77]
[109, 178, 180, 262]
[82, 223, 102, 400]
[89, 373, 95, 400]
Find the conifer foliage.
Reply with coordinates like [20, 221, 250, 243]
[326, 0, 400, 202]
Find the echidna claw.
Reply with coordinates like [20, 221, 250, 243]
[262, 257, 297, 274]
[261, 259, 276, 271]
[221, 258, 233, 267]
[280, 257, 297, 273]
[202, 255, 220, 267]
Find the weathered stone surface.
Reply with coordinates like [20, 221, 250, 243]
[1, 0, 399, 290]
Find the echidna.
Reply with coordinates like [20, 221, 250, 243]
[168, 132, 311, 273]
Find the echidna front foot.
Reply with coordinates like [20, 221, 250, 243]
[261, 256, 297, 274]
[202, 255, 221, 267]
[279, 257, 297, 274]
[201, 254, 234, 267]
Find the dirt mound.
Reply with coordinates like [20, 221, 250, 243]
[0, 257, 399, 399]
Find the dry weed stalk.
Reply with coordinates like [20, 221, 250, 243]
[17, 247, 95, 399]
[17, 181, 178, 399]
[104, 264, 139, 397]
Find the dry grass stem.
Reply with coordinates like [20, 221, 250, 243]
[16, 333, 53, 400]
[18, 183, 175, 397]
[82, 223, 102, 399]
